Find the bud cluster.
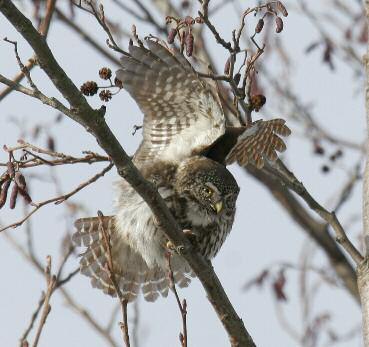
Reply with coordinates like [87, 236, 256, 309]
[166, 15, 203, 57]
[253, 1, 288, 35]
[80, 67, 122, 103]
[0, 161, 32, 210]
[312, 140, 344, 174]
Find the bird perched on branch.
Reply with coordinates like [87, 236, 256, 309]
[73, 40, 290, 302]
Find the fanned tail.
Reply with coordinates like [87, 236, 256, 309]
[72, 216, 193, 302]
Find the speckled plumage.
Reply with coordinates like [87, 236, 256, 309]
[72, 40, 289, 302]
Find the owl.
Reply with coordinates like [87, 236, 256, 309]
[72, 40, 290, 302]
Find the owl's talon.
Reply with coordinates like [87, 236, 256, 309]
[166, 230, 197, 252]
[183, 229, 198, 245]
[166, 240, 175, 251]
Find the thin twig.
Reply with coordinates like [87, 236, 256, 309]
[1, 2, 257, 345]
[72, 0, 128, 55]
[31, 256, 57, 347]
[4, 231, 117, 347]
[55, 7, 121, 66]
[19, 293, 45, 347]
[166, 253, 188, 347]
[0, 162, 113, 233]
[1, 141, 109, 168]
[98, 211, 131, 347]
[266, 159, 364, 265]
[60, 288, 118, 347]
[4, 38, 39, 90]
[0, 0, 56, 101]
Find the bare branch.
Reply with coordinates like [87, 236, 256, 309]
[98, 210, 131, 347]
[0, 162, 113, 233]
[0, 0, 56, 101]
[31, 256, 57, 347]
[19, 293, 45, 347]
[0, 2, 256, 345]
[266, 160, 364, 265]
[246, 164, 360, 302]
[55, 7, 121, 66]
[1, 141, 109, 169]
[166, 253, 188, 347]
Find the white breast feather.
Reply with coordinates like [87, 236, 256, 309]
[114, 183, 173, 269]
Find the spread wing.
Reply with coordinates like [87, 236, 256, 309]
[225, 119, 291, 169]
[116, 40, 225, 167]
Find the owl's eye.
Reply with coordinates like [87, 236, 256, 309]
[202, 186, 213, 196]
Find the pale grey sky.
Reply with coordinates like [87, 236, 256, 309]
[0, 1, 364, 346]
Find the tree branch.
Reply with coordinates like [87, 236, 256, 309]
[0, 162, 113, 233]
[265, 159, 363, 265]
[0, 0, 56, 101]
[246, 165, 360, 302]
[0, 2, 256, 346]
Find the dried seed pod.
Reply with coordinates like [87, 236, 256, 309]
[19, 188, 32, 204]
[250, 94, 266, 111]
[272, 270, 287, 301]
[224, 57, 231, 75]
[114, 77, 123, 89]
[80, 81, 98, 96]
[185, 32, 194, 57]
[195, 16, 204, 24]
[322, 41, 334, 69]
[321, 165, 330, 173]
[47, 136, 55, 152]
[7, 162, 15, 178]
[167, 28, 177, 44]
[276, 1, 288, 17]
[181, 0, 190, 9]
[233, 73, 241, 85]
[99, 90, 112, 102]
[0, 173, 10, 186]
[313, 144, 325, 155]
[9, 183, 18, 209]
[0, 179, 11, 209]
[14, 172, 27, 190]
[184, 16, 195, 25]
[255, 18, 264, 33]
[98, 67, 112, 80]
[275, 16, 284, 33]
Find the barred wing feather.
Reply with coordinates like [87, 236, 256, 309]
[116, 40, 225, 166]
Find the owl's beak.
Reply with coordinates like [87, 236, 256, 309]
[211, 200, 223, 214]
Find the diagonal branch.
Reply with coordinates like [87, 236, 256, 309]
[0, 2, 256, 346]
[265, 159, 363, 265]
[0, 0, 56, 101]
[246, 165, 360, 302]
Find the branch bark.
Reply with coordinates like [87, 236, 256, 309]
[0, 1, 255, 346]
[246, 166, 360, 302]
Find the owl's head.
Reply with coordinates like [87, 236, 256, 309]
[175, 157, 240, 216]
